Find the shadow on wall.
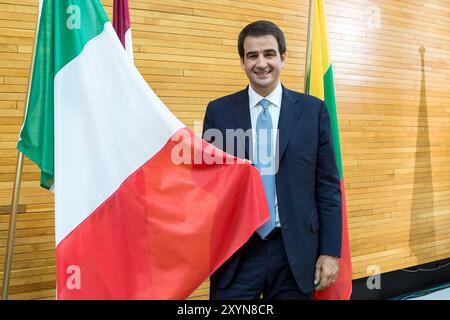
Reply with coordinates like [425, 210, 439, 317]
[409, 46, 436, 263]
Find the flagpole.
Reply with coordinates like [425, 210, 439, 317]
[304, 0, 314, 94]
[1, 4, 40, 301]
[1, 156, 25, 300]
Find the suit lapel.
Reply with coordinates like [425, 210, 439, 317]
[231, 88, 252, 160]
[277, 86, 304, 162]
[229, 86, 303, 162]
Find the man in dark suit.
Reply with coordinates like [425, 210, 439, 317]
[202, 20, 342, 300]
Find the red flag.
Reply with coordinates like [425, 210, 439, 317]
[113, 0, 133, 61]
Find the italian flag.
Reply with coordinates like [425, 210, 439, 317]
[305, 0, 352, 300]
[113, 0, 133, 61]
[17, 0, 269, 299]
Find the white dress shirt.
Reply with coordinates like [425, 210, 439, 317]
[248, 83, 282, 227]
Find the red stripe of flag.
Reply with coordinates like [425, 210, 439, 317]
[56, 129, 269, 299]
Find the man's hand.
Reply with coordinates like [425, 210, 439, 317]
[314, 255, 339, 290]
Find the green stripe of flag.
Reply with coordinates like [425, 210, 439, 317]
[323, 65, 343, 179]
[17, 0, 108, 189]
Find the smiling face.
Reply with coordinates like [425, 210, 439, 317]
[240, 35, 286, 97]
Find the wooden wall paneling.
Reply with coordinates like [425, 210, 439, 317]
[0, 0, 449, 299]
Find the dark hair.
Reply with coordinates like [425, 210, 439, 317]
[238, 20, 287, 58]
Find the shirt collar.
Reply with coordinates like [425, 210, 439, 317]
[248, 82, 282, 109]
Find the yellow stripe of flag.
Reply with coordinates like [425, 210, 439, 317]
[309, 0, 331, 101]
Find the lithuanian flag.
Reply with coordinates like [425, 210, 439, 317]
[305, 0, 352, 300]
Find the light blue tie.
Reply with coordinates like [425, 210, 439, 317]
[255, 99, 277, 239]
